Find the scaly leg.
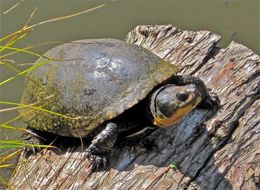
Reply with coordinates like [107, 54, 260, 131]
[21, 127, 47, 158]
[85, 122, 118, 168]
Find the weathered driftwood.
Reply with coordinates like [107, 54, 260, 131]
[8, 25, 259, 190]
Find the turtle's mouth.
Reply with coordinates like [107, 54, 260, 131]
[153, 95, 201, 127]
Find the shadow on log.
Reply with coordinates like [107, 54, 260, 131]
[8, 25, 259, 190]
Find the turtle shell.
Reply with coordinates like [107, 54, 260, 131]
[20, 39, 178, 137]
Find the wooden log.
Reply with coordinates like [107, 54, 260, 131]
[8, 25, 259, 190]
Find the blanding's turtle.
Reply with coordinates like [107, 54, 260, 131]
[20, 39, 219, 166]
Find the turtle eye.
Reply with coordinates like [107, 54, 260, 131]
[176, 91, 189, 102]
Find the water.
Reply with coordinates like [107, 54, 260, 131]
[0, 0, 259, 182]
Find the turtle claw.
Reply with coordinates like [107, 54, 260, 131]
[85, 150, 108, 169]
[139, 138, 158, 151]
[21, 129, 45, 158]
[199, 89, 221, 119]
[206, 89, 221, 111]
[23, 145, 41, 158]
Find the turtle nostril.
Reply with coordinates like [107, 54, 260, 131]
[176, 92, 189, 102]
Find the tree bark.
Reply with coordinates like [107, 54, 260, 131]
[8, 25, 259, 190]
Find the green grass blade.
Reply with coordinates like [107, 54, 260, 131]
[0, 101, 76, 119]
[0, 124, 26, 132]
[0, 32, 28, 52]
[0, 140, 26, 145]
[0, 26, 30, 43]
[0, 4, 105, 43]
[0, 150, 21, 163]
[2, 61, 21, 74]
[0, 175, 9, 189]
[1, 0, 24, 16]
[0, 45, 44, 58]
[0, 59, 49, 86]
[0, 164, 13, 169]
[0, 140, 54, 149]
[0, 145, 23, 149]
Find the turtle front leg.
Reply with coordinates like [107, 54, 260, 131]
[86, 122, 118, 168]
[171, 75, 220, 112]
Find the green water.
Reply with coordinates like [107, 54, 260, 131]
[0, 0, 259, 182]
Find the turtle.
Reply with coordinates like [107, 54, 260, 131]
[19, 38, 219, 167]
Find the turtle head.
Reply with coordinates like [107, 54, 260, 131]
[149, 84, 201, 127]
